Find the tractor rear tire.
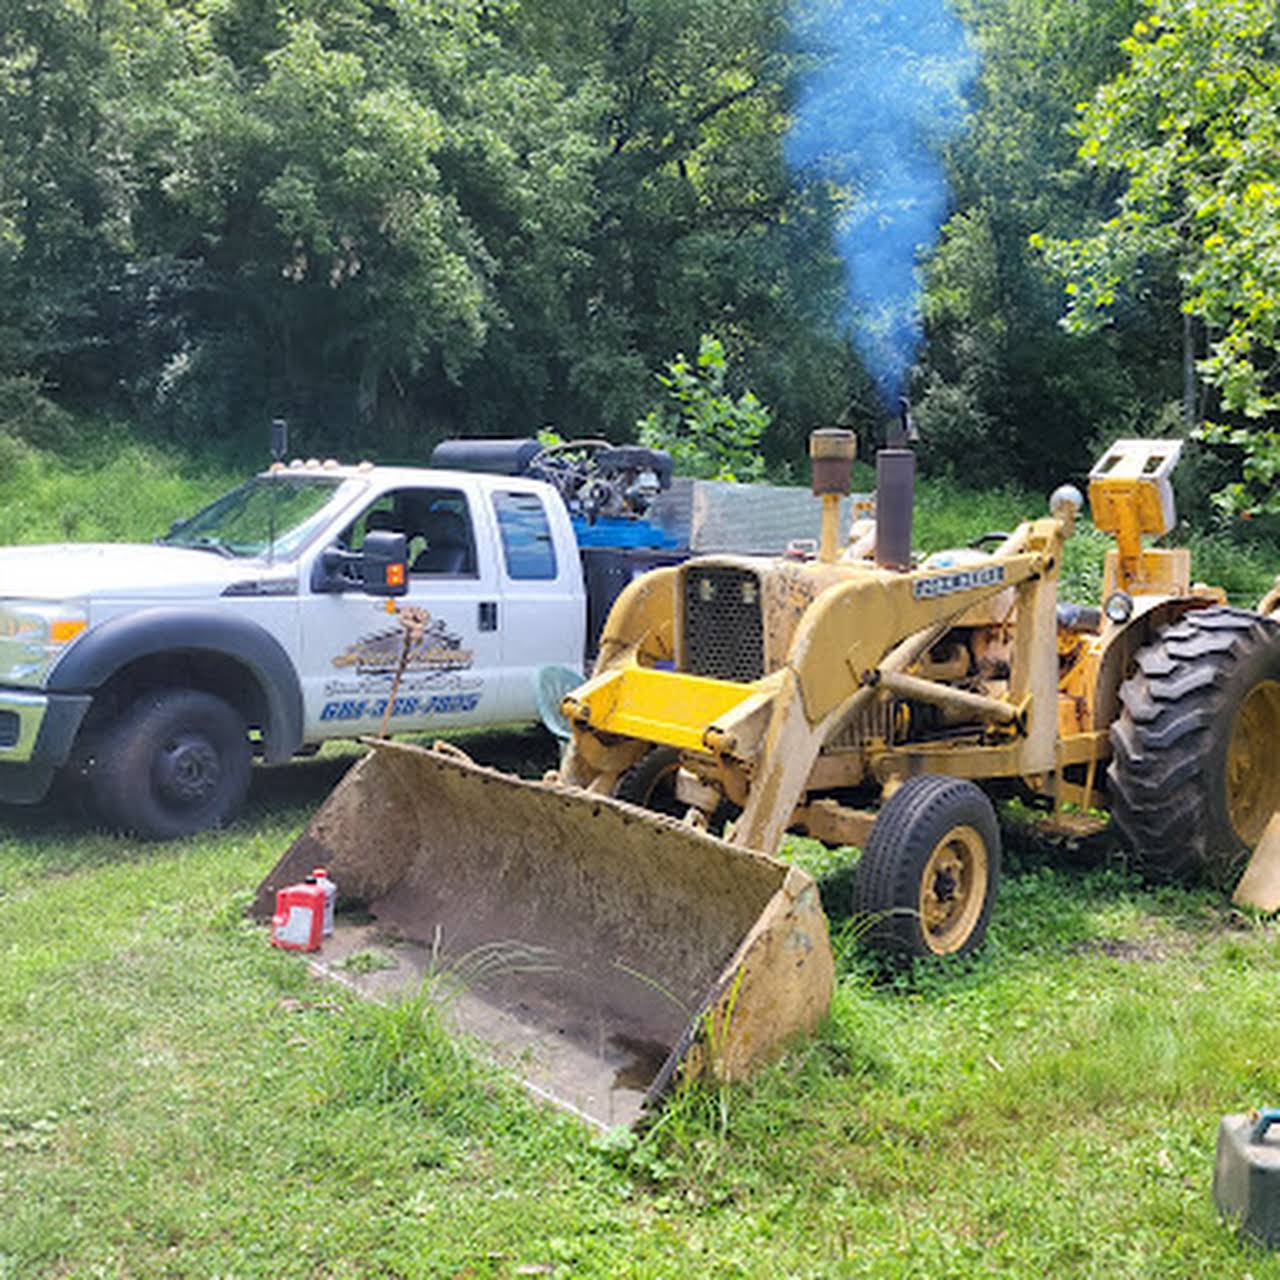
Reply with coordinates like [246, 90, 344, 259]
[852, 775, 1001, 961]
[1108, 605, 1280, 883]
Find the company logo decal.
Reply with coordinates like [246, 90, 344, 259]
[321, 608, 482, 723]
[331, 609, 473, 676]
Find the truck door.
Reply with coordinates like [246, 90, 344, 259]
[300, 483, 502, 738]
[486, 486, 587, 722]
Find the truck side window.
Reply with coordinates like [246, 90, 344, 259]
[340, 488, 477, 577]
[492, 491, 557, 580]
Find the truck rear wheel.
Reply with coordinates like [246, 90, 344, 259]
[852, 775, 1001, 961]
[90, 689, 251, 838]
[1108, 605, 1280, 882]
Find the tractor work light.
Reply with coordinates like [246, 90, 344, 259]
[1104, 590, 1134, 624]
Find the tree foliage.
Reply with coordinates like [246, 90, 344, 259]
[637, 335, 770, 481]
[0, 0, 852, 461]
[1033, 0, 1280, 513]
[7, 0, 1275, 506]
[913, 0, 1177, 489]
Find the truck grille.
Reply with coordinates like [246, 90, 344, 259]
[0, 712, 18, 749]
[682, 565, 764, 682]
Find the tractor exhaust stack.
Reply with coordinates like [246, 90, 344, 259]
[876, 398, 917, 572]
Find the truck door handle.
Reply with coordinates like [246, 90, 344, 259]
[479, 601, 498, 632]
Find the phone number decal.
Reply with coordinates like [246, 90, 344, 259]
[320, 692, 482, 722]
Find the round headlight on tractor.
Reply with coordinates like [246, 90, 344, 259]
[1104, 590, 1134, 624]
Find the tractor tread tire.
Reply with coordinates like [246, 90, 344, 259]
[1107, 605, 1280, 883]
[614, 746, 684, 817]
[852, 774, 1001, 962]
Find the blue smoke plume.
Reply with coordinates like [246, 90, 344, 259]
[785, 0, 976, 405]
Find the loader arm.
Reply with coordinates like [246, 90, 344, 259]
[732, 528, 1059, 853]
[562, 518, 1064, 853]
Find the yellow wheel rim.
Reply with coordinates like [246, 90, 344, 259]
[918, 824, 989, 955]
[1226, 679, 1280, 846]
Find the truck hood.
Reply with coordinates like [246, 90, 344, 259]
[0, 543, 295, 602]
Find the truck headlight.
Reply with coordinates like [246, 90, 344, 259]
[0, 600, 89, 686]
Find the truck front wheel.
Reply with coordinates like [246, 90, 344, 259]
[90, 690, 252, 838]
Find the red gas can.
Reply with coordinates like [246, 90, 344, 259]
[270, 877, 328, 952]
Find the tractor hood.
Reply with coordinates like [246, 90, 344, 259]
[0, 543, 295, 603]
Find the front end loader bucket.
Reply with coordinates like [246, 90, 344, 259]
[253, 740, 833, 1128]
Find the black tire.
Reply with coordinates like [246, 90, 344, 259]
[852, 775, 1001, 961]
[89, 689, 252, 838]
[612, 746, 739, 834]
[1108, 605, 1280, 883]
[614, 746, 686, 818]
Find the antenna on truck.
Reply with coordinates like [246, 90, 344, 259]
[268, 417, 288, 565]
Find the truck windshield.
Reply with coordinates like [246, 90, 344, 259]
[162, 475, 359, 560]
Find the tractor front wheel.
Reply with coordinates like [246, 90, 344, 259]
[852, 775, 1001, 961]
[613, 746, 737, 833]
[1108, 605, 1280, 883]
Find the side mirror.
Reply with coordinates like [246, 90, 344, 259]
[360, 530, 408, 597]
[310, 532, 408, 595]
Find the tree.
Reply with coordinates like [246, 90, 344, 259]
[106, 0, 607, 451]
[913, 0, 1172, 488]
[1, 0, 863, 465]
[1033, 0, 1280, 513]
[499, 0, 856, 460]
[636, 334, 770, 481]
[0, 0, 122, 402]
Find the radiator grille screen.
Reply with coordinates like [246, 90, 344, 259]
[0, 712, 18, 749]
[682, 565, 764, 682]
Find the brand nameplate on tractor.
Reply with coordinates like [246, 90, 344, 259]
[913, 565, 1005, 600]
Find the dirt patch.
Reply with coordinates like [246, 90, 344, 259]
[1067, 934, 1188, 963]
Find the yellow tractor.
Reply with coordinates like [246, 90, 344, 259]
[555, 427, 1279, 938]
[256, 424, 1280, 1126]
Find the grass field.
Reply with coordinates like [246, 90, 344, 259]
[4, 436, 1280, 1276]
[3, 727, 1280, 1279]
[0, 419, 239, 548]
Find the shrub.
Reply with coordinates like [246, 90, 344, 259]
[637, 336, 771, 482]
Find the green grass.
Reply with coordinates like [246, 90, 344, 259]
[0, 419, 237, 545]
[3, 745, 1280, 1278]
[913, 475, 1278, 606]
[0, 418, 1275, 612]
[4, 435, 1280, 1275]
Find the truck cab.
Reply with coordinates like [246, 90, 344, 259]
[0, 460, 586, 837]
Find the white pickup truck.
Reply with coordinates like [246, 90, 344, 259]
[0, 453, 664, 837]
